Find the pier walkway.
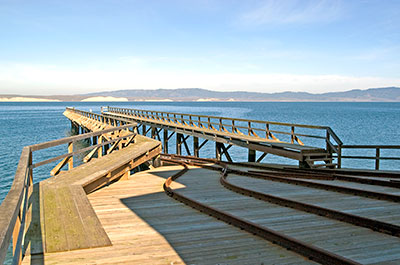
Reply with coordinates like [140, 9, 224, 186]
[102, 107, 342, 168]
[1, 107, 400, 265]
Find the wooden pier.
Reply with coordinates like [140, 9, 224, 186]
[1, 107, 400, 264]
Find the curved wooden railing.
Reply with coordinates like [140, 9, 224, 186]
[0, 122, 136, 264]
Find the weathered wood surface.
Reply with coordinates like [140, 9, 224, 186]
[21, 110, 162, 257]
[0, 147, 31, 264]
[172, 167, 400, 264]
[23, 166, 315, 264]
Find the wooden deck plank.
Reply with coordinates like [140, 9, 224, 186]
[41, 185, 69, 253]
[23, 183, 43, 255]
[55, 186, 88, 251]
[69, 185, 112, 248]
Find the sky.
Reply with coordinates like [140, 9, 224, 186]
[0, 0, 399, 95]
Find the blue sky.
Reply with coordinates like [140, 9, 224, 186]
[0, 0, 399, 95]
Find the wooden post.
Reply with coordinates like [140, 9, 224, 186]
[326, 131, 331, 153]
[12, 212, 21, 256]
[216, 142, 222, 160]
[248, 149, 256, 162]
[68, 142, 73, 170]
[142, 124, 146, 136]
[163, 129, 168, 153]
[98, 136, 103, 158]
[375, 148, 380, 170]
[291, 126, 295, 144]
[337, 145, 342, 169]
[193, 136, 199, 157]
[151, 126, 156, 139]
[176, 133, 182, 155]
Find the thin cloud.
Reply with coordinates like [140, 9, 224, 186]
[0, 62, 399, 95]
[240, 0, 343, 26]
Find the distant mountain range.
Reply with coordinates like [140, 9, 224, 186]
[1, 87, 400, 102]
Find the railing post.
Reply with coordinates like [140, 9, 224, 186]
[98, 136, 103, 158]
[375, 148, 380, 170]
[337, 145, 342, 169]
[291, 126, 295, 144]
[68, 142, 73, 170]
[12, 212, 21, 257]
[326, 130, 331, 153]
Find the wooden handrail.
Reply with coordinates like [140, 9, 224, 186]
[0, 115, 138, 264]
[0, 147, 31, 265]
[336, 145, 400, 170]
[104, 106, 342, 148]
[105, 106, 329, 129]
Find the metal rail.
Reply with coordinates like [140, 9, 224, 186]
[163, 154, 400, 202]
[162, 155, 400, 235]
[162, 159, 360, 265]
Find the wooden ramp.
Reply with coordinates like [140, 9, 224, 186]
[102, 109, 336, 168]
[23, 134, 161, 258]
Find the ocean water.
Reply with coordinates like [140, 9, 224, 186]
[1, 101, 400, 205]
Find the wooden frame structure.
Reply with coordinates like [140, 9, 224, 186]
[102, 106, 344, 168]
[0, 123, 148, 264]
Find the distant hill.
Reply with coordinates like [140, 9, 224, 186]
[1, 87, 400, 102]
[81, 87, 400, 101]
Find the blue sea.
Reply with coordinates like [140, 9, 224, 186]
[1, 101, 400, 204]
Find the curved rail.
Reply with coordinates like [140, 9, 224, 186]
[162, 160, 360, 265]
[162, 155, 400, 237]
[164, 155, 400, 202]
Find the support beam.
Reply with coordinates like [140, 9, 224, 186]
[182, 135, 191, 156]
[256, 152, 268, 163]
[216, 142, 222, 160]
[248, 149, 256, 162]
[142, 124, 146, 136]
[176, 133, 182, 155]
[193, 136, 199, 157]
[220, 144, 233, 162]
[163, 129, 169, 154]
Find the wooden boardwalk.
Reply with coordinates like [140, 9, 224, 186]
[2, 107, 399, 265]
[21, 163, 400, 264]
[22, 166, 315, 265]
